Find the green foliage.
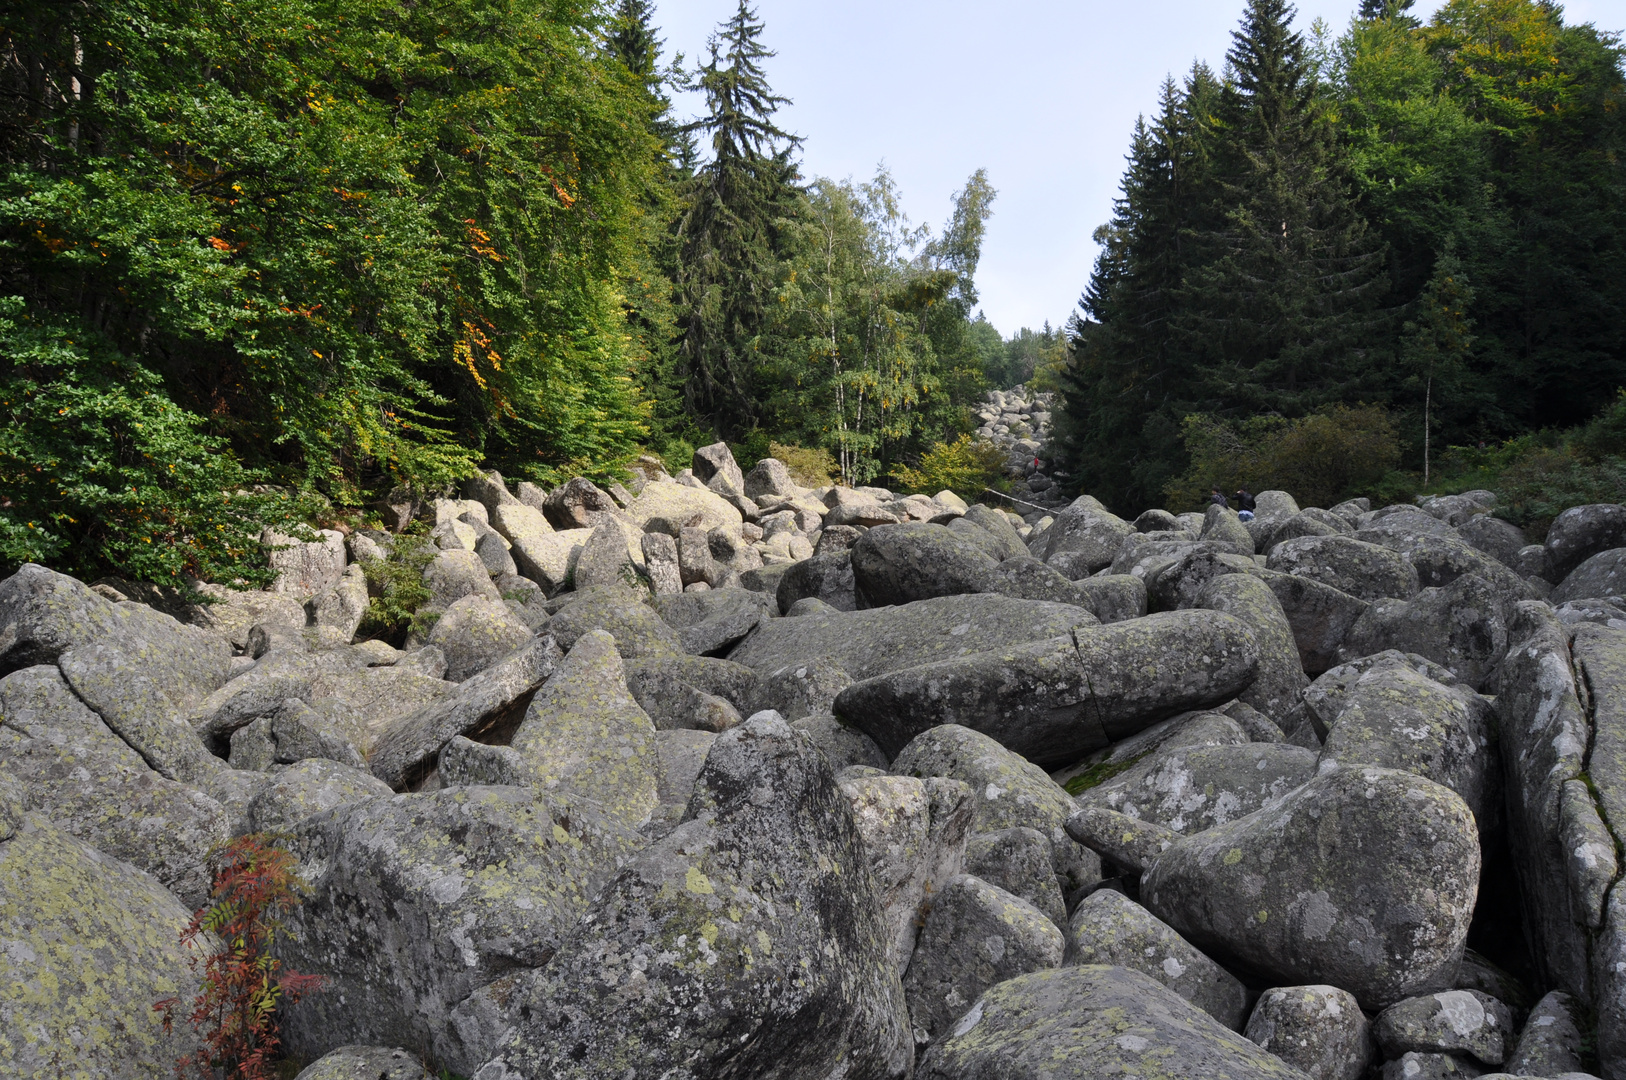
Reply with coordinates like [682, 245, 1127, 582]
[1165, 404, 1402, 511]
[0, 302, 309, 586]
[356, 538, 438, 646]
[1061, 752, 1150, 796]
[891, 435, 1008, 500]
[768, 442, 836, 487]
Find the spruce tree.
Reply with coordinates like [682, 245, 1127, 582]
[672, 1, 803, 438]
[1173, 0, 1389, 418]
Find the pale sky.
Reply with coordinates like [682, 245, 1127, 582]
[653, 0, 1624, 337]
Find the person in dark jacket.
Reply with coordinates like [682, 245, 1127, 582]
[1235, 488, 1256, 521]
[1209, 487, 1228, 508]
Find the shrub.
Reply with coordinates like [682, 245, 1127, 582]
[769, 442, 837, 487]
[0, 306, 311, 588]
[356, 537, 438, 646]
[155, 835, 325, 1080]
[1164, 405, 1402, 511]
[892, 435, 1008, 499]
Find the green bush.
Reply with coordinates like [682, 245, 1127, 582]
[1164, 405, 1402, 512]
[0, 305, 308, 588]
[892, 435, 1008, 499]
[769, 442, 837, 488]
[356, 537, 438, 646]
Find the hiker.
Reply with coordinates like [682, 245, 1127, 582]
[1235, 488, 1256, 522]
[1209, 487, 1228, 509]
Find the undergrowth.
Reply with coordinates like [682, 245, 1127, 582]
[356, 534, 438, 645]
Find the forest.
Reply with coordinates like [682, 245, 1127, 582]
[0, 0, 1622, 585]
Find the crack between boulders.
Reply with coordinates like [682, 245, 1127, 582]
[58, 664, 178, 781]
[1574, 654, 1626, 891]
[1070, 629, 1111, 753]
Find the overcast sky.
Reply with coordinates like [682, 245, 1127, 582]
[653, 0, 1623, 338]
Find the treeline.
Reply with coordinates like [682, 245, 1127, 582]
[0, 0, 1043, 583]
[1053, 0, 1626, 515]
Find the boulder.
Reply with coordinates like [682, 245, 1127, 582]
[1257, 569, 1371, 675]
[1340, 574, 1509, 689]
[1457, 514, 1528, 570]
[1245, 985, 1374, 1080]
[426, 594, 535, 682]
[622, 477, 742, 534]
[542, 477, 617, 530]
[1068, 888, 1248, 1030]
[1075, 742, 1319, 838]
[489, 504, 583, 592]
[422, 549, 502, 609]
[1056, 709, 1250, 799]
[915, 965, 1311, 1080]
[1544, 503, 1626, 582]
[467, 715, 914, 1080]
[228, 698, 366, 772]
[1038, 497, 1135, 574]
[653, 727, 715, 810]
[775, 550, 857, 612]
[1137, 765, 1480, 1009]
[963, 827, 1066, 929]
[245, 757, 393, 833]
[1197, 572, 1308, 726]
[851, 522, 999, 607]
[1505, 990, 1587, 1077]
[1552, 546, 1626, 604]
[265, 527, 348, 595]
[1200, 504, 1255, 550]
[692, 441, 746, 494]
[1147, 550, 1260, 612]
[836, 609, 1260, 768]
[569, 517, 644, 590]
[902, 874, 1065, 1042]
[546, 584, 680, 659]
[446, 630, 658, 829]
[653, 587, 775, 656]
[293, 1046, 431, 1080]
[0, 810, 206, 1079]
[889, 724, 1100, 894]
[279, 784, 642, 1064]
[640, 531, 682, 595]
[368, 635, 562, 790]
[743, 457, 797, 498]
[623, 654, 760, 721]
[839, 772, 977, 970]
[1373, 990, 1513, 1067]
[676, 525, 715, 586]
[0, 663, 229, 909]
[1267, 535, 1421, 602]
[957, 505, 1032, 561]
[1070, 574, 1149, 623]
[305, 563, 370, 645]
[1263, 510, 1344, 553]
[792, 713, 889, 771]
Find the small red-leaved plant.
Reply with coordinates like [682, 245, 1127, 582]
[155, 834, 326, 1079]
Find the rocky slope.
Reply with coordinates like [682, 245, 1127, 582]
[2, 447, 1624, 1080]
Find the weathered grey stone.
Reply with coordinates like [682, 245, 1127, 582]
[1075, 742, 1319, 838]
[1495, 603, 1597, 999]
[1357, 508, 1462, 546]
[426, 594, 535, 682]
[546, 584, 679, 659]
[1555, 596, 1626, 629]
[757, 653, 853, 719]
[0, 664, 229, 908]
[640, 531, 682, 596]
[1553, 547, 1626, 604]
[0, 812, 207, 1079]
[1374, 990, 1513, 1066]
[1198, 573, 1308, 725]
[488, 503, 582, 592]
[185, 585, 309, 652]
[1302, 651, 1466, 738]
[1071, 573, 1149, 622]
[1457, 514, 1528, 570]
[280, 785, 642, 1065]
[1068, 888, 1248, 1029]
[1138, 766, 1480, 1009]
[890, 724, 1101, 894]
[1258, 570, 1371, 675]
[1545, 503, 1626, 582]
[653, 728, 714, 809]
[1263, 510, 1344, 553]
[793, 712, 889, 770]
[246, 757, 392, 833]
[1319, 662, 1498, 830]
[229, 699, 366, 772]
[462, 469, 522, 515]
[1506, 991, 1587, 1077]
[1361, 526, 1537, 608]
[706, 525, 763, 579]
[1340, 574, 1509, 689]
[543, 477, 618, 530]
[1054, 709, 1250, 797]
[916, 964, 1312, 1079]
[743, 456, 797, 498]
[675, 525, 715, 587]
[1201, 504, 1256, 550]
[433, 498, 487, 526]
[1147, 550, 1260, 612]
[1223, 699, 1288, 743]
[692, 441, 746, 495]
[775, 550, 857, 613]
[1330, 498, 1370, 524]
[903, 874, 1064, 1042]
[368, 635, 562, 790]
[851, 522, 998, 607]
[467, 714, 914, 1080]
[841, 773, 976, 971]
[570, 517, 645, 590]
[622, 476, 742, 534]
[1246, 984, 1373, 1080]
[294, 1045, 431, 1080]
[1379, 1052, 1482, 1079]
[305, 563, 370, 645]
[454, 630, 658, 828]
[306, 665, 457, 756]
[1039, 497, 1135, 574]
[624, 654, 759, 721]
[836, 609, 1260, 768]
[1268, 535, 1421, 602]
[423, 549, 502, 610]
[653, 586, 775, 656]
[1135, 508, 1185, 533]
[963, 826, 1065, 929]
[265, 527, 348, 595]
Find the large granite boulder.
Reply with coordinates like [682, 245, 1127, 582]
[652, 587, 775, 656]
[1075, 742, 1319, 838]
[545, 585, 680, 659]
[465, 715, 914, 1080]
[774, 550, 857, 612]
[915, 965, 1311, 1079]
[1036, 497, 1135, 575]
[426, 594, 534, 682]
[1544, 502, 1626, 582]
[1196, 573, 1308, 726]
[621, 477, 742, 534]
[1245, 984, 1374, 1080]
[836, 610, 1260, 768]
[1340, 574, 1509, 689]
[1267, 535, 1421, 602]
[294, 1045, 431, 1080]
[851, 522, 998, 607]
[1552, 546, 1626, 604]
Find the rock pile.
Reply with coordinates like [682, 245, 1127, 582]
[971, 384, 1071, 513]
[2, 451, 1622, 1080]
